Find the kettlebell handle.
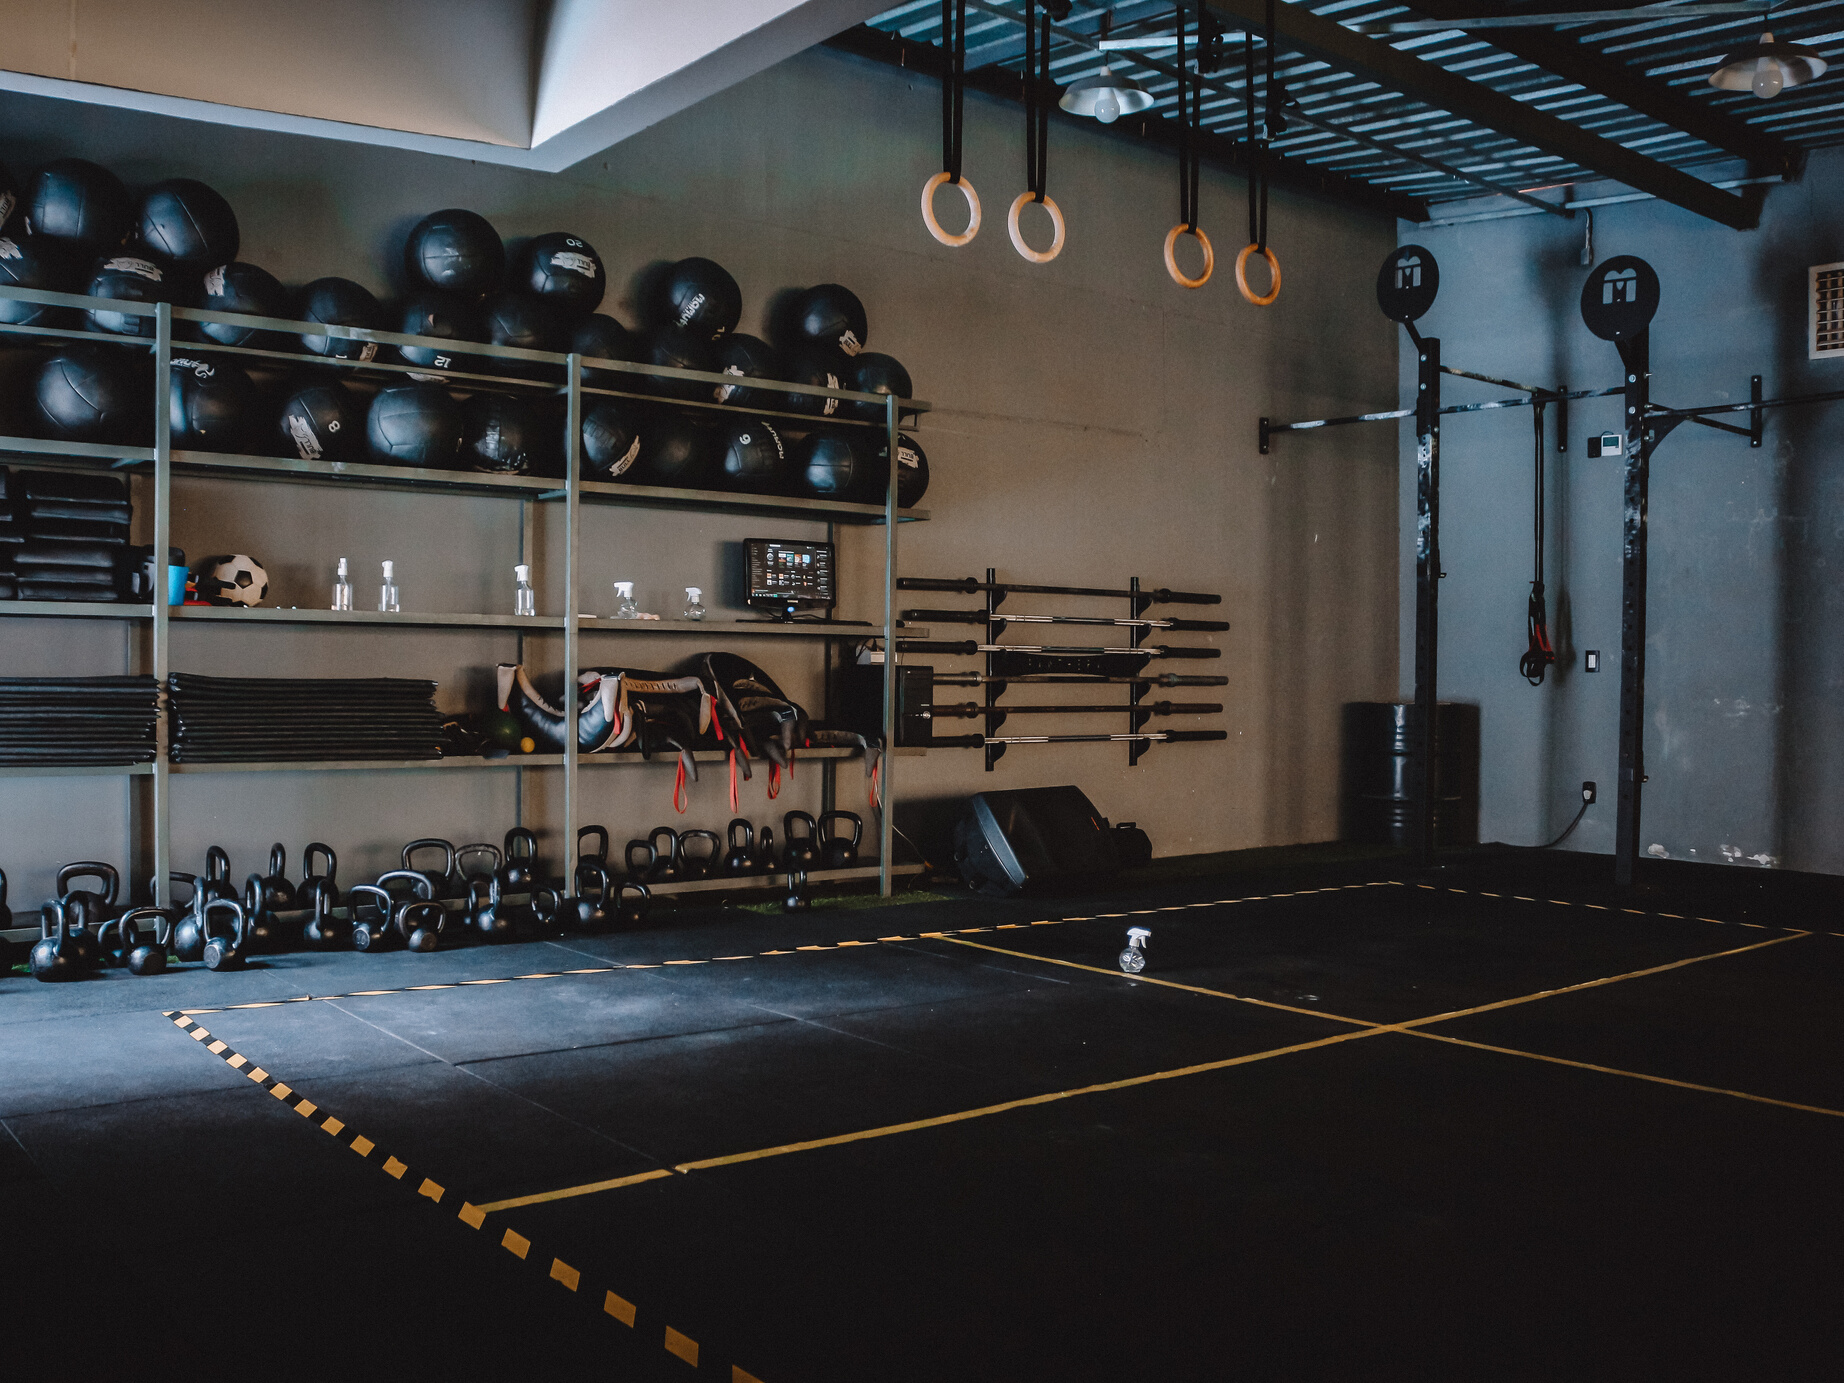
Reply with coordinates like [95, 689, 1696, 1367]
[505, 826, 539, 861]
[58, 860, 121, 904]
[347, 884, 393, 919]
[376, 868, 436, 901]
[727, 818, 754, 850]
[120, 905, 171, 947]
[574, 861, 611, 901]
[202, 897, 246, 945]
[401, 838, 456, 875]
[783, 811, 816, 839]
[819, 811, 863, 847]
[0, 866, 8, 909]
[457, 842, 503, 878]
[577, 825, 610, 864]
[267, 843, 288, 879]
[648, 826, 679, 869]
[205, 846, 231, 885]
[624, 840, 656, 877]
[303, 843, 338, 884]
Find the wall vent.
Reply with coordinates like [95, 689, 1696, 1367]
[1813, 262, 1844, 361]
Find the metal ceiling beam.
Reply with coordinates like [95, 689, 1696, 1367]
[1202, 0, 1762, 229]
[1408, 0, 1805, 179]
[824, 24, 1431, 222]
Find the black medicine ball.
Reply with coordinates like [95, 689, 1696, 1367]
[298, 278, 382, 360]
[462, 391, 539, 473]
[642, 324, 716, 401]
[660, 257, 741, 337]
[789, 283, 867, 357]
[278, 378, 364, 462]
[719, 419, 787, 493]
[573, 313, 639, 385]
[137, 179, 240, 268]
[482, 293, 564, 376]
[195, 262, 287, 347]
[637, 413, 713, 488]
[796, 431, 861, 498]
[513, 233, 604, 312]
[35, 347, 142, 442]
[782, 347, 847, 418]
[581, 398, 645, 480]
[711, 333, 780, 409]
[85, 256, 170, 336]
[0, 234, 76, 326]
[168, 355, 256, 452]
[367, 383, 463, 467]
[404, 209, 504, 300]
[847, 352, 912, 422]
[398, 292, 482, 375]
[27, 159, 131, 256]
[878, 432, 931, 508]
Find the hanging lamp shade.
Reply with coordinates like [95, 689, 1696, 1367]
[1709, 32, 1827, 99]
[1059, 66, 1155, 124]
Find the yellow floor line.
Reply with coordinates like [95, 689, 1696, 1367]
[474, 1168, 676, 1213]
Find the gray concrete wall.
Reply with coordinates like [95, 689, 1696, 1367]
[0, 42, 1400, 903]
[1397, 150, 1844, 873]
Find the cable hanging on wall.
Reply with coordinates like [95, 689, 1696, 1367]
[1520, 400, 1557, 685]
[1236, 0, 1282, 306]
[922, 0, 981, 247]
[1009, 0, 1066, 263]
[1163, 1, 1213, 288]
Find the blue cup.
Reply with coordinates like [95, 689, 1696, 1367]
[167, 565, 188, 606]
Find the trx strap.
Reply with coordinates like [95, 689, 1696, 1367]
[674, 758, 690, 814]
[1025, 1, 1047, 204]
[1234, 0, 1281, 305]
[1178, 3, 1199, 234]
[944, 0, 966, 184]
[1521, 401, 1557, 685]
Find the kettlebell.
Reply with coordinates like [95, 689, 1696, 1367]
[647, 826, 679, 882]
[168, 873, 206, 962]
[298, 843, 340, 913]
[457, 842, 502, 891]
[469, 875, 516, 944]
[375, 869, 444, 949]
[0, 866, 11, 930]
[782, 812, 819, 870]
[347, 885, 399, 952]
[54, 861, 121, 963]
[623, 838, 656, 882]
[301, 887, 348, 950]
[818, 811, 863, 871]
[502, 827, 541, 893]
[784, 870, 811, 913]
[257, 843, 297, 913]
[401, 839, 461, 901]
[723, 819, 757, 874]
[241, 873, 286, 954]
[122, 907, 172, 976]
[577, 824, 610, 867]
[201, 898, 248, 971]
[615, 881, 651, 928]
[676, 829, 720, 881]
[30, 901, 84, 982]
[529, 884, 565, 936]
[567, 863, 611, 932]
[756, 826, 777, 871]
[95, 912, 141, 967]
[200, 846, 234, 903]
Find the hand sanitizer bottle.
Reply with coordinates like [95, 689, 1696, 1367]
[683, 586, 706, 621]
[332, 557, 353, 612]
[612, 581, 639, 619]
[514, 564, 536, 617]
[380, 560, 400, 613]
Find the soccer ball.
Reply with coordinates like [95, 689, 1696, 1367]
[196, 554, 268, 606]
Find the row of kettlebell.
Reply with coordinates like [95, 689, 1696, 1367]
[598, 811, 864, 884]
[23, 860, 249, 981]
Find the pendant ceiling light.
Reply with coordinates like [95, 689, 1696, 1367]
[1709, 31, 1827, 98]
[1059, 66, 1155, 124]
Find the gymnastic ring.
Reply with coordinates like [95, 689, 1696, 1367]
[1235, 242, 1281, 306]
[1163, 223, 1213, 289]
[922, 171, 981, 247]
[1007, 191, 1066, 264]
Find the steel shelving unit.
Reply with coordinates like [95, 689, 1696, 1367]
[0, 283, 930, 902]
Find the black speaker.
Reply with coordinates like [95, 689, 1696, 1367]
[952, 785, 1132, 897]
[840, 659, 933, 747]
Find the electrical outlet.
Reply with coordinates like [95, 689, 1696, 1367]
[1585, 650, 1600, 672]
[1582, 781, 1597, 804]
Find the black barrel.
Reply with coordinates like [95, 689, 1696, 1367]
[1340, 701, 1479, 848]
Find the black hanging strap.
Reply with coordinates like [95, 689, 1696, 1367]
[1177, 3, 1200, 231]
[1024, 1, 1049, 201]
[1520, 401, 1557, 685]
[1246, 0, 1274, 251]
[943, 0, 967, 183]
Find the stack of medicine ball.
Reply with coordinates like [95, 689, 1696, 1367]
[0, 154, 927, 507]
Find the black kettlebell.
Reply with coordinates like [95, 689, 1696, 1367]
[784, 870, 811, 913]
[301, 887, 348, 950]
[529, 884, 565, 936]
[401, 839, 461, 901]
[469, 875, 516, 944]
[578, 824, 610, 867]
[298, 843, 340, 913]
[568, 863, 611, 932]
[782, 812, 819, 870]
[93, 912, 134, 968]
[122, 907, 172, 975]
[615, 881, 650, 928]
[756, 826, 778, 871]
[502, 827, 541, 893]
[647, 826, 679, 881]
[200, 846, 234, 902]
[676, 829, 720, 881]
[376, 869, 444, 950]
[623, 838, 656, 882]
[53, 861, 121, 963]
[168, 873, 206, 962]
[457, 842, 502, 892]
[818, 811, 863, 870]
[30, 901, 85, 982]
[257, 843, 297, 912]
[723, 819, 757, 874]
[242, 873, 287, 954]
[0, 866, 11, 930]
[347, 885, 398, 952]
[201, 898, 248, 971]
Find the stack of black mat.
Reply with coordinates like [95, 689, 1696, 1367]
[0, 676, 159, 765]
[0, 467, 133, 602]
[167, 674, 445, 762]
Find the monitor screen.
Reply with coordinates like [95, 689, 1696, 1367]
[745, 539, 835, 615]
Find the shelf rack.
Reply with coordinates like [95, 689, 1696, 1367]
[0, 284, 931, 900]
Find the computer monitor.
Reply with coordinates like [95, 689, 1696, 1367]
[744, 538, 835, 619]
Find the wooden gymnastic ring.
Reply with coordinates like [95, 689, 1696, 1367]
[1235, 243, 1281, 306]
[922, 171, 981, 248]
[1163, 223, 1213, 289]
[1007, 191, 1066, 264]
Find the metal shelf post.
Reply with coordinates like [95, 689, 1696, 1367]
[880, 393, 900, 896]
[564, 354, 582, 872]
[151, 302, 173, 907]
